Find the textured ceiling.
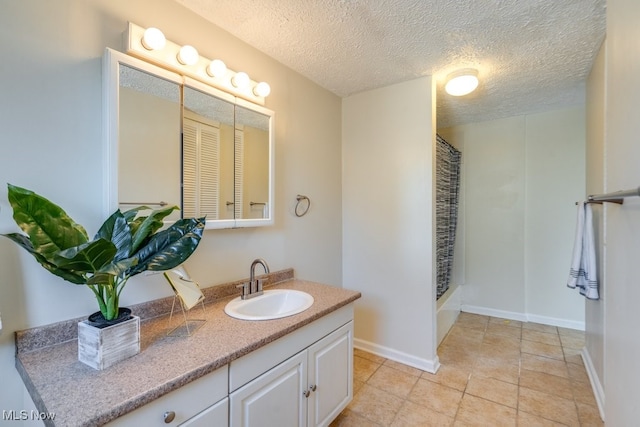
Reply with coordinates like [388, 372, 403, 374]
[175, 0, 606, 128]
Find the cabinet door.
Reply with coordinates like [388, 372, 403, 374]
[180, 397, 228, 427]
[230, 352, 306, 427]
[307, 322, 353, 427]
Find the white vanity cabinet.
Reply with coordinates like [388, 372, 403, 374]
[108, 304, 354, 427]
[229, 306, 354, 427]
[106, 365, 228, 427]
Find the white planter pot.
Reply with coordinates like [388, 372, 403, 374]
[77, 315, 140, 370]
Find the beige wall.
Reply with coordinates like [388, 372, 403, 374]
[439, 106, 586, 328]
[0, 0, 342, 413]
[342, 77, 439, 371]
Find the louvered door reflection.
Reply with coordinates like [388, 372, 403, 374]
[183, 117, 220, 219]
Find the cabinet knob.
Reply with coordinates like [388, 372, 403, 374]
[303, 390, 310, 398]
[163, 411, 176, 423]
[309, 384, 317, 392]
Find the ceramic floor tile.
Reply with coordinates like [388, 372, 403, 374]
[521, 339, 565, 360]
[482, 332, 521, 350]
[454, 394, 516, 427]
[572, 379, 599, 406]
[471, 358, 520, 385]
[367, 365, 420, 399]
[353, 355, 382, 382]
[558, 327, 585, 340]
[408, 378, 463, 418]
[465, 376, 518, 408]
[383, 359, 424, 377]
[390, 400, 454, 427]
[353, 378, 365, 395]
[477, 343, 521, 365]
[421, 364, 470, 391]
[437, 346, 479, 371]
[485, 323, 522, 339]
[354, 348, 386, 364]
[518, 387, 580, 426]
[330, 408, 383, 427]
[446, 325, 486, 343]
[519, 369, 573, 400]
[521, 353, 569, 378]
[522, 329, 562, 346]
[516, 410, 568, 426]
[457, 312, 490, 324]
[567, 362, 590, 384]
[488, 317, 522, 328]
[522, 322, 558, 334]
[347, 384, 404, 425]
[339, 316, 596, 427]
[576, 402, 604, 426]
[559, 334, 585, 350]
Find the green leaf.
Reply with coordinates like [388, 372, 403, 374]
[54, 239, 117, 274]
[95, 258, 138, 279]
[128, 205, 180, 253]
[95, 210, 132, 261]
[2, 233, 86, 284]
[5, 184, 88, 259]
[129, 217, 205, 275]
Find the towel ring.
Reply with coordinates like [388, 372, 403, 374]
[295, 195, 311, 217]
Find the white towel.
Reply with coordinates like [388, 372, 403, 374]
[567, 201, 599, 299]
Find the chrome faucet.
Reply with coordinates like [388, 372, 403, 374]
[237, 258, 270, 300]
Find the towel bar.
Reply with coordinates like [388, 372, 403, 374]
[588, 186, 640, 204]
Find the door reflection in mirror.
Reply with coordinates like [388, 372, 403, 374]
[182, 86, 235, 220]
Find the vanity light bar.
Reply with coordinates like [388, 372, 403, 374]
[124, 22, 270, 105]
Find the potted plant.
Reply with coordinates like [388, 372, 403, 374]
[2, 184, 205, 369]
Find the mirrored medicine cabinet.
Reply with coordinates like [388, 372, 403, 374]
[103, 48, 274, 229]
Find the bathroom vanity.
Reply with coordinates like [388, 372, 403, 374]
[15, 276, 360, 427]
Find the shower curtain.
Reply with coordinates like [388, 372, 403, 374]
[436, 134, 461, 300]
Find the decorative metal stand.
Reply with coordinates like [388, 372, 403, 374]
[164, 268, 207, 337]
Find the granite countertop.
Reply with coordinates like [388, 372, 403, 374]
[15, 276, 360, 427]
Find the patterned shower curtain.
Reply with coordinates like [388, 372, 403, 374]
[436, 134, 461, 300]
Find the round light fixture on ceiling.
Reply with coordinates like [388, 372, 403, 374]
[445, 69, 479, 96]
[207, 59, 227, 78]
[177, 45, 199, 65]
[141, 27, 166, 51]
[231, 72, 250, 90]
[253, 82, 271, 97]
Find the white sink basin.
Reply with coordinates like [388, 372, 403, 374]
[224, 289, 314, 321]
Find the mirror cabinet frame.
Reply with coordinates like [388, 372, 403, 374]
[103, 48, 274, 229]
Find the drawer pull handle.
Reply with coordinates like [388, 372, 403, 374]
[303, 390, 310, 398]
[164, 411, 176, 423]
[309, 384, 317, 392]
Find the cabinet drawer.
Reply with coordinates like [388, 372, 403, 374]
[107, 365, 228, 426]
[230, 304, 353, 391]
[180, 397, 228, 427]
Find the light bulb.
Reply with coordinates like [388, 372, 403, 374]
[253, 82, 271, 97]
[445, 69, 479, 96]
[141, 27, 166, 51]
[231, 72, 250, 90]
[207, 59, 227, 78]
[177, 45, 199, 65]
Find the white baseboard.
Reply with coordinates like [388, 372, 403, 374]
[460, 305, 585, 331]
[354, 338, 440, 374]
[581, 348, 605, 422]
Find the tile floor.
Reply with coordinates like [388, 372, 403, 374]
[331, 312, 603, 426]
